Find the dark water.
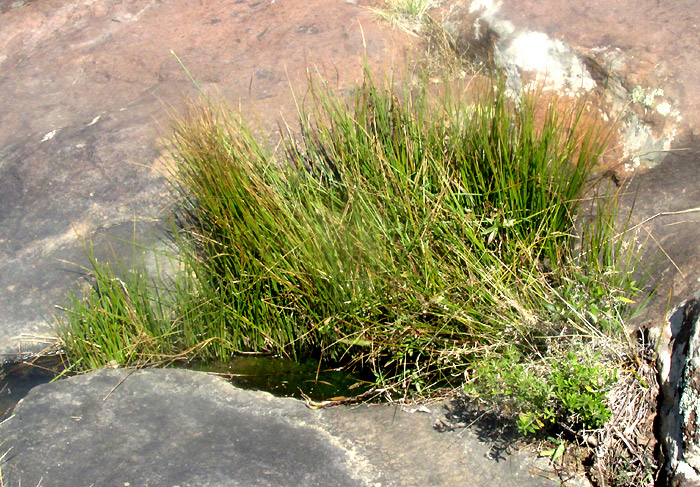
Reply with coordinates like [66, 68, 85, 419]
[0, 356, 65, 420]
[0, 354, 372, 419]
[190, 355, 372, 401]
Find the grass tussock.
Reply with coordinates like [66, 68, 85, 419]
[58, 70, 640, 439]
[370, 0, 436, 35]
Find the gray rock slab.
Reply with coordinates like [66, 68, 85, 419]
[0, 369, 564, 487]
[319, 400, 564, 487]
[0, 369, 371, 487]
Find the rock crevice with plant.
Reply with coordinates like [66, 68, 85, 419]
[58, 61, 648, 484]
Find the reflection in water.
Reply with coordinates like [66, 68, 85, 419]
[0, 356, 64, 420]
[191, 355, 372, 401]
[0, 354, 372, 418]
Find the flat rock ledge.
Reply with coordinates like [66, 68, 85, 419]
[0, 368, 562, 487]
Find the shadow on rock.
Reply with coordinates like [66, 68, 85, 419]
[435, 394, 522, 462]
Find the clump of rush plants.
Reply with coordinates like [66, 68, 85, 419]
[371, 0, 434, 26]
[58, 69, 642, 466]
[371, 0, 472, 80]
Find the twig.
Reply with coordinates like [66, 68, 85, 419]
[103, 369, 135, 402]
[612, 425, 637, 461]
[640, 225, 685, 278]
[301, 387, 386, 409]
[628, 207, 700, 231]
[612, 423, 654, 475]
[597, 449, 607, 487]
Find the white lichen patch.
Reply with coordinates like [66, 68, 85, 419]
[621, 98, 680, 171]
[630, 86, 681, 122]
[631, 86, 664, 108]
[86, 114, 101, 127]
[624, 156, 642, 173]
[469, 0, 594, 97]
[500, 31, 596, 94]
[469, 0, 514, 36]
[469, 0, 501, 17]
[40, 129, 56, 142]
[657, 101, 672, 116]
[506, 32, 558, 72]
[473, 17, 481, 40]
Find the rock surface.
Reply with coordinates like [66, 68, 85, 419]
[0, 368, 561, 487]
[653, 291, 700, 486]
[446, 0, 686, 173]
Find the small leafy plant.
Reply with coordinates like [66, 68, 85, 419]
[469, 348, 616, 435]
[552, 351, 615, 429]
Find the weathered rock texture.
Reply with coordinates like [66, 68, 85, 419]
[653, 291, 700, 486]
[0, 368, 560, 487]
[444, 0, 687, 174]
[496, 0, 700, 138]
